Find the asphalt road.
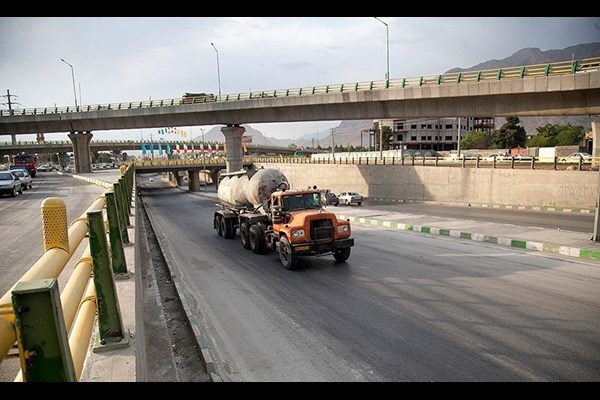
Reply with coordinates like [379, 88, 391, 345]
[0, 171, 107, 382]
[140, 178, 600, 382]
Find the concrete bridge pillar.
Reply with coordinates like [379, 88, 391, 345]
[175, 172, 185, 187]
[188, 170, 201, 192]
[221, 125, 245, 173]
[592, 121, 600, 168]
[68, 131, 93, 173]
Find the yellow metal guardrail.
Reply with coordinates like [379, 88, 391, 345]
[0, 165, 134, 381]
[2, 57, 598, 117]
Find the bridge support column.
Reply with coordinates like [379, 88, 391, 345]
[188, 170, 201, 192]
[592, 121, 600, 242]
[68, 131, 93, 173]
[221, 125, 245, 173]
[175, 172, 185, 187]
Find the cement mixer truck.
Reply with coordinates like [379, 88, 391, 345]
[214, 167, 354, 270]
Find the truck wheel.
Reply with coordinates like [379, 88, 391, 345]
[279, 236, 298, 270]
[333, 247, 351, 263]
[240, 221, 251, 249]
[215, 215, 223, 236]
[222, 217, 236, 239]
[249, 224, 266, 254]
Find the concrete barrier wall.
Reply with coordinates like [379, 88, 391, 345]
[256, 162, 598, 209]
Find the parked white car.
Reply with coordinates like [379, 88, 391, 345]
[559, 152, 592, 163]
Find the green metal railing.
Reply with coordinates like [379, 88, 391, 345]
[2, 57, 598, 117]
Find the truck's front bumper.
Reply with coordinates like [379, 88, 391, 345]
[291, 237, 354, 256]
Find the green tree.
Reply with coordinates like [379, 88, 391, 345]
[493, 117, 527, 149]
[460, 130, 493, 150]
[382, 126, 393, 151]
[554, 123, 585, 146]
[526, 122, 586, 147]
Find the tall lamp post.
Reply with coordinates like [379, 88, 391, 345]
[60, 58, 78, 109]
[200, 128, 207, 191]
[210, 43, 222, 99]
[373, 17, 390, 80]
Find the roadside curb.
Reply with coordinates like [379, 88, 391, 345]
[365, 198, 595, 214]
[338, 214, 600, 261]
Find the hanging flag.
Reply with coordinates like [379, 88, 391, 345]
[158, 143, 163, 155]
[141, 143, 147, 156]
[191, 144, 195, 157]
[176, 144, 180, 154]
[166, 143, 172, 155]
[200, 142, 204, 154]
[215, 143, 220, 153]
[207, 143, 213, 155]
[150, 143, 155, 156]
[223, 143, 227, 155]
[242, 142, 247, 153]
[183, 143, 188, 154]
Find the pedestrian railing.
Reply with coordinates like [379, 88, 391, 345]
[0, 165, 134, 381]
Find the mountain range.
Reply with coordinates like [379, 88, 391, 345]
[193, 43, 600, 146]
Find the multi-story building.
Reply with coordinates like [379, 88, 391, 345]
[377, 117, 495, 152]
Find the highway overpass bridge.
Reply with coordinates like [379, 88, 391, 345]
[0, 140, 313, 159]
[1, 57, 599, 173]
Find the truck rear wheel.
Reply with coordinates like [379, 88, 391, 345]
[221, 217, 236, 239]
[333, 247, 351, 263]
[240, 221, 251, 249]
[279, 236, 298, 270]
[215, 215, 223, 236]
[249, 224, 266, 254]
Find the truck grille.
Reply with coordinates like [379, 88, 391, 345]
[310, 219, 334, 242]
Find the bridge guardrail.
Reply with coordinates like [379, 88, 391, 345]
[0, 165, 134, 381]
[2, 57, 599, 117]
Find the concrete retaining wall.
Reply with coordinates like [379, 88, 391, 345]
[256, 162, 598, 209]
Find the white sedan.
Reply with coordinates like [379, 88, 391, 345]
[338, 191, 364, 206]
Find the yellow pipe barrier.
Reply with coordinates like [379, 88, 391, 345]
[61, 247, 93, 333]
[0, 195, 105, 363]
[69, 279, 97, 381]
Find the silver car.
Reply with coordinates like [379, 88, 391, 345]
[338, 191, 364, 206]
[0, 171, 23, 197]
[10, 168, 33, 190]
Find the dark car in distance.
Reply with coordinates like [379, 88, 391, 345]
[321, 191, 339, 206]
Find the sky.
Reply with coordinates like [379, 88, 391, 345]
[1, 17, 599, 142]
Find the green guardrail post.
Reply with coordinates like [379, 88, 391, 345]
[12, 278, 76, 382]
[105, 192, 128, 277]
[571, 59, 579, 73]
[87, 211, 127, 349]
[119, 177, 131, 217]
[113, 182, 130, 244]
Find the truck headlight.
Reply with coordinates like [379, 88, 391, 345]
[292, 229, 305, 238]
[337, 225, 349, 233]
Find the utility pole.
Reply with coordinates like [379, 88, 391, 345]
[1, 89, 20, 144]
[330, 128, 335, 159]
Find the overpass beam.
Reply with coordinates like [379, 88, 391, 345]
[68, 131, 93, 173]
[188, 170, 201, 192]
[221, 125, 245, 173]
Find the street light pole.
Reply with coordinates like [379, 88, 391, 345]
[373, 17, 389, 80]
[200, 128, 207, 191]
[60, 58, 78, 109]
[210, 43, 222, 99]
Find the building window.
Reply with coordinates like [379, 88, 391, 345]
[395, 123, 404, 130]
[411, 124, 417, 129]
[421, 124, 427, 129]
[446, 124, 453, 129]
[427, 124, 432, 129]
[445, 135, 453, 140]
[396, 134, 403, 141]
[427, 136, 432, 140]
[411, 136, 417, 141]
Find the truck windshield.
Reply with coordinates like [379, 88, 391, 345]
[282, 193, 321, 211]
